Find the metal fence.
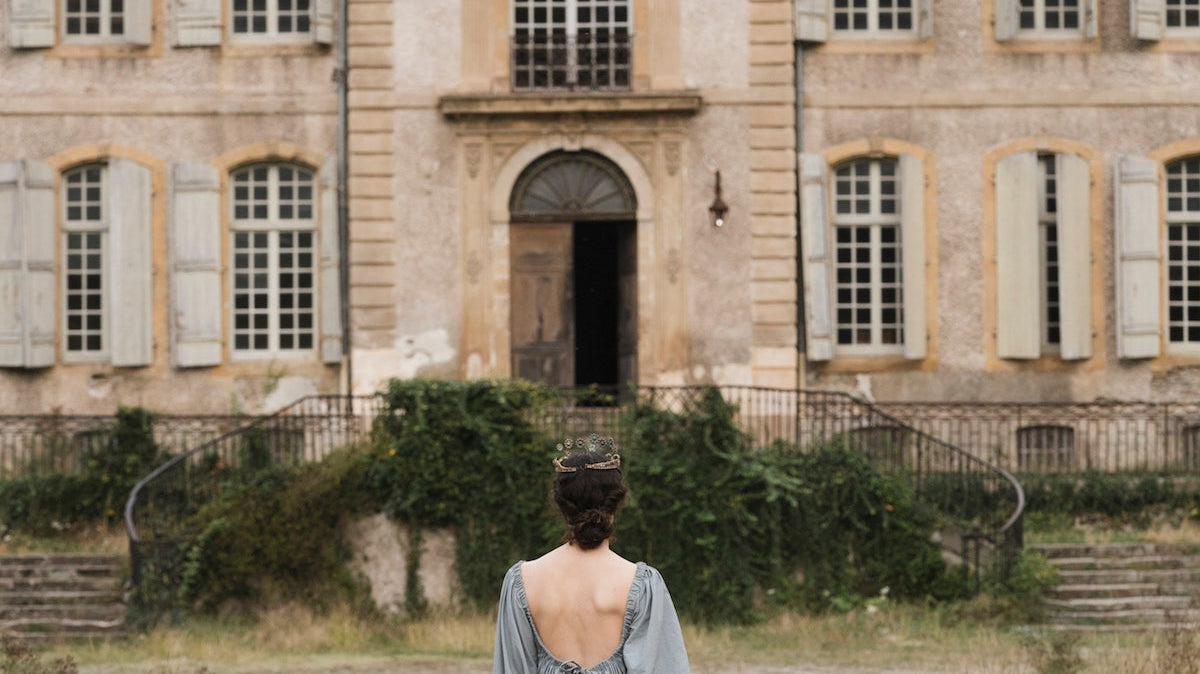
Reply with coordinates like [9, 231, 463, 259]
[877, 401, 1200, 474]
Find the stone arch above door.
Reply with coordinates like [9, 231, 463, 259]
[509, 150, 637, 222]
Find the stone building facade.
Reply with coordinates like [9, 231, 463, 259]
[797, 0, 1200, 403]
[4, 0, 1200, 415]
[0, 0, 342, 414]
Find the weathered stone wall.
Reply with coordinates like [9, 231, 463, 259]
[0, 38, 339, 414]
[802, 0, 1200, 402]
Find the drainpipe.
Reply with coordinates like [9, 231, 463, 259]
[794, 40, 807, 388]
[336, 0, 352, 397]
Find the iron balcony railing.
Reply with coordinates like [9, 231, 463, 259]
[511, 32, 632, 91]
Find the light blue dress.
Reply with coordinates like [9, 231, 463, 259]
[492, 560, 691, 674]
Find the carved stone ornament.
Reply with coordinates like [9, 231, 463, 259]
[465, 143, 482, 178]
[664, 142, 681, 177]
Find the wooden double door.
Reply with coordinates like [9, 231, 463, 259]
[510, 221, 637, 389]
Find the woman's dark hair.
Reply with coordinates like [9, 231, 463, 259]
[552, 451, 627, 550]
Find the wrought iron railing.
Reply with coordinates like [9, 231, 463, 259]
[877, 400, 1200, 474]
[511, 32, 632, 91]
[0, 413, 285, 479]
[122, 394, 384, 620]
[121, 387, 1022, 620]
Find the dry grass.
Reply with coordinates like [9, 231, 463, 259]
[39, 601, 1193, 674]
[0, 524, 128, 556]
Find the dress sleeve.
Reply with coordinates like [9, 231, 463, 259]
[493, 563, 539, 674]
[622, 565, 691, 674]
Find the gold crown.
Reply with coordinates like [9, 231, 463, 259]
[553, 433, 621, 473]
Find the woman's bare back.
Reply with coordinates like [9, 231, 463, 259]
[520, 544, 638, 668]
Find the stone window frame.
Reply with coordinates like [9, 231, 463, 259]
[227, 162, 321, 360]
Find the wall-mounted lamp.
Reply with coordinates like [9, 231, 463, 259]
[708, 170, 729, 228]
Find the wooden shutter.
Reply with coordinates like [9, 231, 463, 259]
[108, 158, 154, 367]
[1082, 0, 1099, 38]
[312, 0, 333, 45]
[319, 157, 342, 364]
[899, 153, 926, 360]
[174, 0, 222, 45]
[995, 151, 1041, 359]
[125, 0, 153, 45]
[169, 162, 222, 367]
[994, 0, 1019, 41]
[1131, 0, 1165, 40]
[800, 153, 833, 362]
[1115, 155, 1162, 359]
[0, 162, 23, 366]
[1055, 153, 1092, 360]
[917, 0, 934, 39]
[8, 0, 55, 48]
[0, 161, 55, 368]
[793, 0, 827, 43]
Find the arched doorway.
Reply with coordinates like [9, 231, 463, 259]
[508, 150, 637, 389]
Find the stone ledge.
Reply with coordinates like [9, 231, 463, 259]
[438, 91, 703, 119]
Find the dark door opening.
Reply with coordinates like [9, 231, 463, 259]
[573, 221, 636, 388]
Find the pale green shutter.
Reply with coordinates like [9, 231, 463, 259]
[174, 0, 223, 45]
[794, 0, 828, 43]
[108, 158, 154, 367]
[8, 0, 55, 47]
[125, 0, 153, 45]
[319, 157, 342, 364]
[1083, 0, 1098, 38]
[900, 153, 926, 360]
[800, 153, 833, 361]
[0, 162, 23, 366]
[995, 151, 1041, 359]
[312, 0, 333, 45]
[1131, 0, 1165, 40]
[994, 0, 1019, 41]
[170, 162, 222, 367]
[917, 0, 934, 39]
[1115, 155, 1162, 359]
[1055, 153, 1092, 360]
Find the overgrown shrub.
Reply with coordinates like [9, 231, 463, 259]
[1021, 472, 1194, 524]
[0, 406, 166, 535]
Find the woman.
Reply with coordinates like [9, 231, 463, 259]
[493, 435, 690, 674]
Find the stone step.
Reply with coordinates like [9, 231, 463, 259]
[1046, 583, 1163, 600]
[1044, 555, 1200, 571]
[0, 589, 123, 606]
[1056, 568, 1200, 585]
[1044, 607, 1200, 626]
[1031, 543, 1200, 559]
[1, 616, 125, 633]
[1045, 595, 1195, 613]
[13, 631, 127, 641]
[0, 604, 126, 621]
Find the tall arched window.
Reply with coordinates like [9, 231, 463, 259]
[230, 163, 317, 356]
[62, 164, 107, 358]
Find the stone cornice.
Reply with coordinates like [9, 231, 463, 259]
[437, 91, 703, 120]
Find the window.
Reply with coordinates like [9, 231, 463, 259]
[798, 149, 927, 363]
[1037, 156, 1061, 351]
[62, 165, 107, 359]
[832, 158, 905, 353]
[63, 0, 125, 39]
[1016, 425, 1074, 472]
[833, 0, 916, 34]
[6, 0, 149, 47]
[1180, 424, 1200, 469]
[994, 150, 1091, 360]
[232, 0, 310, 38]
[1165, 157, 1200, 347]
[995, 0, 1096, 41]
[1166, 0, 1200, 30]
[230, 164, 317, 357]
[511, 0, 631, 91]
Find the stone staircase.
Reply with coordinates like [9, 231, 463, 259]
[1031, 542, 1200, 631]
[0, 554, 127, 640]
